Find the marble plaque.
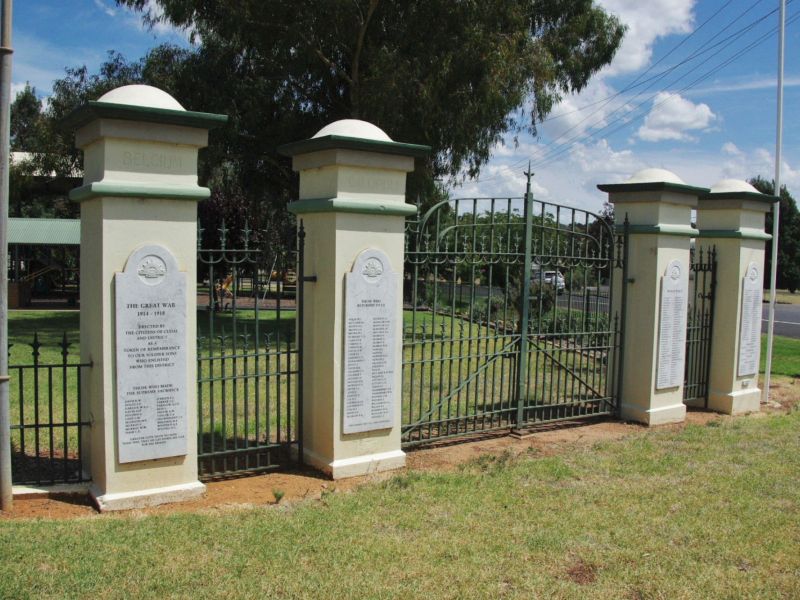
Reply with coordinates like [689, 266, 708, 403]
[656, 259, 689, 389]
[738, 262, 763, 377]
[115, 244, 188, 463]
[343, 249, 399, 434]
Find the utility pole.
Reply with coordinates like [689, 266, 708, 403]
[763, 0, 786, 404]
[0, 0, 13, 512]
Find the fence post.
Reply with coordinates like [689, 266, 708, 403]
[278, 120, 429, 479]
[695, 180, 778, 414]
[513, 170, 535, 430]
[65, 85, 226, 510]
[599, 169, 706, 425]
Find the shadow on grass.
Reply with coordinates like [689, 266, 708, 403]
[8, 311, 80, 347]
[198, 429, 301, 480]
[11, 448, 86, 486]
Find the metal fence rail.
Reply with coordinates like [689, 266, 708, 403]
[196, 222, 303, 478]
[9, 333, 90, 486]
[684, 246, 716, 406]
[402, 180, 623, 446]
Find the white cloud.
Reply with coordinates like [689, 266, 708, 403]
[718, 146, 800, 190]
[11, 82, 29, 99]
[456, 159, 550, 201]
[93, 0, 117, 18]
[453, 134, 647, 211]
[636, 92, 716, 142]
[597, 0, 695, 76]
[123, 0, 196, 42]
[525, 2, 698, 156]
[568, 139, 642, 181]
[542, 80, 629, 140]
[721, 142, 742, 157]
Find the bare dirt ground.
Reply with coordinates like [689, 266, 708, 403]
[3, 377, 797, 521]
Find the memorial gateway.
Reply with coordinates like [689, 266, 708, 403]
[9, 85, 778, 510]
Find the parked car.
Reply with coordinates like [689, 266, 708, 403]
[534, 270, 566, 294]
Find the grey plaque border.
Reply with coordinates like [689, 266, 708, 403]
[342, 248, 399, 435]
[737, 262, 763, 377]
[114, 244, 188, 463]
[656, 258, 689, 390]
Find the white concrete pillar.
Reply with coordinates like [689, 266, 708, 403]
[278, 120, 429, 478]
[695, 179, 777, 414]
[599, 169, 707, 425]
[66, 85, 227, 510]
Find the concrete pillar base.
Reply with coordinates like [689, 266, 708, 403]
[707, 388, 761, 415]
[304, 448, 406, 480]
[621, 401, 687, 426]
[90, 481, 206, 512]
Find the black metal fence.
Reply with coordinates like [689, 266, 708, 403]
[684, 246, 717, 406]
[9, 333, 91, 486]
[196, 222, 304, 478]
[402, 181, 624, 446]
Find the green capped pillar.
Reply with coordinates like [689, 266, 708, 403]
[66, 85, 226, 510]
[279, 120, 429, 478]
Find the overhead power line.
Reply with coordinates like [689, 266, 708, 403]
[471, 0, 794, 185]
[528, 6, 800, 171]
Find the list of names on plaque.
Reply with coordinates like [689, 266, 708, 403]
[656, 259, 688, 389]
[738, 262, 763, 377]
[343, 249, 398, 434]
[115, 244, 188, 463]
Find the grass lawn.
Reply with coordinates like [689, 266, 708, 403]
[1, 410, 799, 598]
[761, 333, 800, 377]
[763, 288, 800, 305]
[8, 310, 799, 478]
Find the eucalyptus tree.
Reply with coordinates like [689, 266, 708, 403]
[118, 0, 625, 196]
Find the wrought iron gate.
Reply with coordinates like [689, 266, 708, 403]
[402, 177, 624, 445]
[684, 246, 716, 406]
[196, 222, 304, 478]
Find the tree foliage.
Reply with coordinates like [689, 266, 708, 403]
[11, 84, 46, 152]
[749, 176, 800, 293]
[116, 0, 624, 191]
[13, 1, 625, 237]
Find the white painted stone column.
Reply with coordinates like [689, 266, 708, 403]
[66, 85, 227, 510]
[599, 169, 707, 425]
[695, 179, 777, 414]
[278, 120, 429, 479]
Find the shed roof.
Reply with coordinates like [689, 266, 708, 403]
[9, 218, 80, 245]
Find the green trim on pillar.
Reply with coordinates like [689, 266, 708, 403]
[287, 197, 418, 216]
[62, 101, 228, 131]
[697, 229, 772, 240]
[614, 223, 699, 237]
[278, 135, 430, 158]
[598, 181, 709, 195]
[69, 181, 211, 202]
[700, 191, 779, 203]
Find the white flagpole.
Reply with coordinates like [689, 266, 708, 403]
[0, 0, 13, 512]
[763, 0, 786, 403]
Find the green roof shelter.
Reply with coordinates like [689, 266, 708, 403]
[7, 218, 80, 308]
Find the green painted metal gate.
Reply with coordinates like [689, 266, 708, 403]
[196, 222, 304, 478]
[402, 177, 625, 445]
[683, 246, 717, 406]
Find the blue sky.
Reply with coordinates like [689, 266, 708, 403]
[13, 0, 800, 211]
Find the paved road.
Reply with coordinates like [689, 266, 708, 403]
[762, 302, 800, 339]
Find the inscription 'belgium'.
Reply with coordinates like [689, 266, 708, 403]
[343, 249, 398, 434]
[121, 151, 182, 171]
[115, 244, 188, 463]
